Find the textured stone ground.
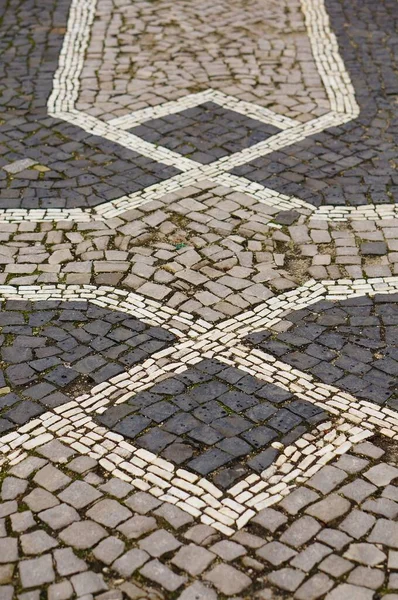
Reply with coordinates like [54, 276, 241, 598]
[0, 0, 398, 598]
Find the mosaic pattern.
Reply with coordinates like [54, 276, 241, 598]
[129, 103, 281, 164]
[99, 359, 326, 484]
[0, 300, 176, 433]
[246, 294, 398, 409]
[232, 0, 398, 207]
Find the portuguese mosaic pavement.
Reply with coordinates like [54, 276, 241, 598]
[0, 0, 398, 598]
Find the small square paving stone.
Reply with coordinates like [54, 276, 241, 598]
[154, 503, 194, 529]
[252, 507, 287, 532]
[0, 539, 18, 563]
[294, 573, 334, 600]
[364, 464, 398, 487]
[86, 499, 132, 528]
[1, 477, 28, 500]
[290, 542, 332, 572]
[319, 554, 354, 578]
[10, 511, 35, 533]
[10, 457, 47, 478]
[139, 529, 181, 557]
[0, 565, 14, 584]
[71, 572, 108, 596]
[333, 455, 369, 474]
[19, 554, 55, 588]
[172, 544, 215, 576]
[66, 456, 98, 474]
[47, 580, 73, 600]
[0, 586, 13, 600]
[353, 442, 385, 460]
[99, 478, 133, 498]
[58, 481, 102, 509]
[20, 531, 58, 555]
[93, 537, 125, 565]
[184, 524, 219, 546]
[59, 521, 107, 549]
[125, 492, 162, 514]
[0, 501, 17, 518]
[267, 567, 305, 592]
[316, 528, 353, 550]
[306, 494, 351, 523]
[140, 559, 187, 592]
[325, 583, 375, 600]
[280, 516, 321, 548]
[24, 488, 59, 512]
[54, 548, 88, 577]
[118, 515, 157, 540]
[344, 543, 386, 566]
[112, 549, 149, 577]
[205, 564, 251, 596]
[178, 582, 217, 600]
[209, 540, 246, 561]
[339, 479, 377, 503]
[348, 566, 385, 589]
[38, 503, 80, 530]
[339, 510, 376, 539]
[307, 465, 348, 494]
[33, 464, 71, 492]
[279, 487, 319, 515]
[388, 550, 398, 569]
[256, 541, 297, 566]
[37, 440, 75, 463]
[368, 519, 398, 548]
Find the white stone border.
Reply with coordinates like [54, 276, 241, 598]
[0, 279, 397, 534]
[5, 0, 392, 223]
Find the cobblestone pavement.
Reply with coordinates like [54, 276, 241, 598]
[0, 0, 398, 598]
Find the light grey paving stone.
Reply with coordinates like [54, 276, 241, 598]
[184, 524, 218, 546]
[58, 481, 102, 509]
[383, 485, 398, 502]
[93, 537, 125, 565]
[256, 541, 297, 566]
[306, 494, 351, 523]
[364, 464, 398, 487]
[1, 477, 28, 500]
[117, 515, 157, 540]
[339, 510, 376, 539]
[383, 596, 398, 600]
[319, 554, 354, 578]
[0, 585, 13, 600]
[368, 519, 398, 548]
[24, 488, 59, 512]
[0, 520, 5, 538]
[17, 591, 40, 600]
[10, 511, 35, 533]
[0, 501, 18, 518]
[362, 498, 398, 519]
[140, 559, 187, 592]
[86, 499, 131, 528]
[33, 465, 71, 492]
[352, 443, 384, 460]
[333, 455, 369, 474]
[10, 457, 47, 479]
[325, 583, 375, 600]
[0, 564, 14, 584]
[232, 531, 266, 549]
[172, 544, 215, 576]
[112, 549, 149, 577]
[98, 478, 133, 499]
[307, 466, 347, 494]
[154, 503, 194, 529]
[267, 568, 305, 592]
[252, 507, 287, 532]
[47, 580, 74, 600]
[139, 529, 181, 557]
[71, 572, 108, 596]
[3, 159, 37, 173]
[39, 503, 80, 530]
[66, 457, 98, 474]
[19, 554, 55, 588]
[280, 516, 321, 548]
[294, 573, 334, 600]
[389, 574, 398, 589]
[279, 487, 319, 515]
[59, 521, 107, 550]
[388, 550, 398, 569]
[125, 492, 162, 515]
[205, 563, 251, 596]
[290, 542, 332, 572]
[53, 548, 88, 577]
[209, 540, 246, 561]
[339, 480, 377, 503]
[20, 530, 58, 555]
[348, 566, 385, 589]
[0, 539, 18, 563]
[96, 591, 123, 600]
[178, 582, 217, 600]
[344, 543, 386, 566]
[37, 440, 75, 463]
[317, 528, 352, 550]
